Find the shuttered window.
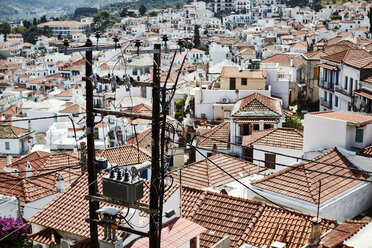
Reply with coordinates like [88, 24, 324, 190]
[355, 129, 364, 143]
[265, 153, 276, 169]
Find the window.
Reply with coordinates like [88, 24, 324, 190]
[335, 71, 339, 85]
[241, 78, 247, 85]
[335, 96, 338, 107]
[345, 76, 348, 90]
[229, 78, 236, 90]
[350, 78, 353, 92]
[207, 152, 213, 157]
[5, 142, 10, 150]
[314, 67, 319, 79]
[265, 153, 276, 169]
[324, 91, 327, 101]
[355, 128, 364, 143]
[94, 128, 99, 139]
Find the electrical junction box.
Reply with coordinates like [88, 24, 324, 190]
[102, 173, 144, 203]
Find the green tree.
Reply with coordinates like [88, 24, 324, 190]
[40, 15, 47, 23]
[193, 25, 200, 48]
[284, 115, 303, 130]
[33, 18, 37, 26]
[92, 10, 112, 32]
[0, 22, 11, 41]
[149, 11, 158, 17]
[120, 7, 128, 17]
[23, 20, 31, 29]
[139, 4, 147, 16]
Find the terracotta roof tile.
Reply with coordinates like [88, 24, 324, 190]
[171, 153, 265, 189]
[238, 205, 335, 248]
[126, 128, 173, 151]
[309, 111, 372, 126]
[361, 144, 372, 157]
[320, 219, 369, 248]
[181, 186, 207, 220]
[233, 92, 282, 118]
[97, 144, 151, 166]
[220, 67, 267, 79]
[261, 54, 303, 68]
[251, 148, 369, 204]
[0, 125, 30, 138]
[242, 128, 303, 150]
[28, 227, 62, 245]
[192, 192, 262, 248]
[60, 104, 86, 113]
[197, 121, 230, 148]
[29, 174, 179, 238]
[129, 218, 206, 248]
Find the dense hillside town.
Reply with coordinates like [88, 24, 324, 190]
[1, 0, 372, 247]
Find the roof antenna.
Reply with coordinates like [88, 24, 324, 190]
[316, 180, 321, 220]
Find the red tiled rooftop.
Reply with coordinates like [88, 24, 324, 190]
[237, 92, 281, 116]
[171, 153, 265, 189]
[97, 144, 151, 166]
[129, 218, 206, 248]
[238, 204, 335, 248]
[28, 227, 62, 245]
[242, 128, 303, 150]
[309, 111, 372, 126]
[251, 148, 369, 204]
[197, 121, 230, 149]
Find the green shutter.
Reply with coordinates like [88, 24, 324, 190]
[355, 129, 364, 143]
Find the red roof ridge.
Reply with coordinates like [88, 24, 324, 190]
[239, 203, 266, 244]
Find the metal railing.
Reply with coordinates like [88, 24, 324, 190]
[334, 84, 351, 96]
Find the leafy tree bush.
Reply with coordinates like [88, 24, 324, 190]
[193, 25, 200, 48]
[74, 7, 98, 18]
[283, 115, 304, 130]
[139, 4, 147, 16]
[0, 216, 32, 248]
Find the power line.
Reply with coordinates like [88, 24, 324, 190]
[187, 130, 372, 175]
[0, 113, 85, 123]
[173, 139, 372, 184]
[173, 129, 348, 234]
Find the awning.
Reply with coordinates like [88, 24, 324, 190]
[353, 89, 372, 100]
[234, 118, 279, 124]
[21, 136, 33, 141]
[319, 63, 339, 71]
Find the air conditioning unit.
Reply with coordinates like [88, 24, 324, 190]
[60, 238, 76, 248]
[221, 97, 230, 104]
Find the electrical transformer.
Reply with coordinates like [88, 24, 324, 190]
[102, 171, 144, 203]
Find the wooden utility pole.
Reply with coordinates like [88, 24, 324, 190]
[85, 39, 99, 248]
[150, 43, 161, 248]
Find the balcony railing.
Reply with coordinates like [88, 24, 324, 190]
[320, 97, 332, 108]
[319, 79, 334, 91]
[334, 84, 351, 97]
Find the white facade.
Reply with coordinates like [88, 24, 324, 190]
[303, 113, 372, 153]
[194, 88, 271, 120]
[251, 179, 372, 222]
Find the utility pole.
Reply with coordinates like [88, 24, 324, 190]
[150, 43, 161, 248]
[85, 39, 99, 248]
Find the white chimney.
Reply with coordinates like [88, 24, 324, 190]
[259, 120, 264, 131]
[25, 162, 32, 178]
[7, 155, 12, 166]
[290, 57, 295, 67]
[235, 89, 239, 102]
[28, 120, 31, 131]
[56, 174, 65, 192]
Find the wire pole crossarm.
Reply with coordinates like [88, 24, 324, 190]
[65, 44, 122, 53]
[92, 109, 154, 120]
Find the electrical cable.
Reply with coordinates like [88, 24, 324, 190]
[184, 130, 372, 175]
[173, 128, 349, 233]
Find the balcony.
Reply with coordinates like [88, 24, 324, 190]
[319, 79, 334, 91]
[320, 97, 332, 109]
[334, 84, 351, 97]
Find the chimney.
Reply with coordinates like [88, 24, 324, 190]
[259, 120, 264, 131]
[28, 120, 31, 132]
[25, 162, 32, 178]
[361, 38, 364, 49]
[235, 89, 239, 102]
[212, 144, 218, 156]
[308, 217, 322, 245]
[13, 169, 18, 176]
[56, 174, 65, 192]
[7, 155, 12, 166]
[290, 57, 295, 67]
